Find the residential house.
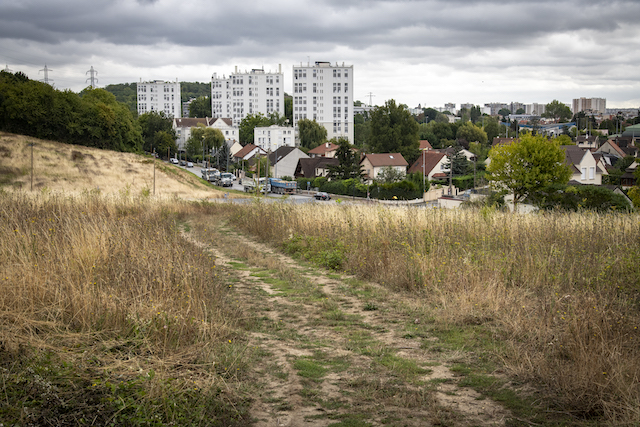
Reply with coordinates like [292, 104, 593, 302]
[562, 145, 604, 185]
[360, 153, 408, 184]
[294, 157, 340, 180]
[308, 142, 340, 158]
[576, 135, 598, 150]
[229, 140, 244, 157]
[267, 146, 309, 178]
[173, 118, 209, 150]
[408, 151, 449, 181]
[435, 146, 477, 162]
[254, 125, 295, 151]
[209, 118, 239, 144]
[173, 117, 239, 151]
[419, 140, 433, 151]
[233, 144, 267, 163]
[596, 139, 627, 159]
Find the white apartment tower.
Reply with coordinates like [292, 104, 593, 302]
[137, 79, 181, 117]
[572, 97, 606, 115]
[211, 65, 284, 126]
[292, 61, 354, 144]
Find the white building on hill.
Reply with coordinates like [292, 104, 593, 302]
[137, 79, 181, 117]
[211, 66, 284, 126]
[292, 61, 354, 144]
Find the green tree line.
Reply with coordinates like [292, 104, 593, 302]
[0, 71, 143, 152]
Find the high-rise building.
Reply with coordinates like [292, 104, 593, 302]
[525, 103, 546, 115]
[572, 97, 606, 115]
[211, 65, 284, 126]
[137, 79, 181, 117]
[292, 61, 354, 144]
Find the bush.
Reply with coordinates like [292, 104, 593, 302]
[529, 184, 633, 212]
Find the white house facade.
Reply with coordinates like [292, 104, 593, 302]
[292, 61, 354, 144]
[254, 125, 294, 152]
[211, 66, 284, 126]
[137, 79, 181, 118]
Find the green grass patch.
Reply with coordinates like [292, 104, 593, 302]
[294, 358, 328, 382]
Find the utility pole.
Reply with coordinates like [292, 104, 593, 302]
[39, 65, 53, 86]
[30, 142, 34, 191]
[153, 148, 156, 196]
[85, 66, 98, 89]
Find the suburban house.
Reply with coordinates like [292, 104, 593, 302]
[435, 146, 477, 162]
[308, 142, 339, 158]
[267, 146, 309, 179]
[232, 144, 267, 163]
[173, 118, 208, 150]
[596, 140, 627, 159]
[419, 140, 433, 151]
[575, 135, 599, 150]
[209, 117, 239, 143]
[562, 145, 604, 185]
[294, 157, 340, 179]
[407, 151, 450, 181]
[173, 117, 239, 150]
[360, 153, 408, 184]
[229, 140, 244, 157]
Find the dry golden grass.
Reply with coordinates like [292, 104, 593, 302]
[217, 201, 640, 424]
[0, 191, 251, 424]
[0, 131, 228, 199]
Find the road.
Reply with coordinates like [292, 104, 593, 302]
[175, 162, 329, 204]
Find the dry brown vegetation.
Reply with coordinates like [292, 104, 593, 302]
[0, 131, 225, 198]
[0, 192, 253, 424]
[217, 201, 640, 424]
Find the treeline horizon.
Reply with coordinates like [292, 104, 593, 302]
[0, 71, 143, 152]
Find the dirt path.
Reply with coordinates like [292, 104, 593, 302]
[185, 221, 511, 426]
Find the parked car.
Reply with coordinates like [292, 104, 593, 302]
[170, 158, 179, 164]
[314, 192, 331, 200]
[186, 162, 193, 168]
[180, 160, 186, 166]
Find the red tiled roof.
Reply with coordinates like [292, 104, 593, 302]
[408, 151, 447, 175]
[308, 142, 339, 155]
[419, 140, 432, 151]
[362, 153, 408, 167]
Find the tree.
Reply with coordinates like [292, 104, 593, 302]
[498, 108, 511, 120]
[239, 113, 272, 145]
[298, 118, 327, 149]
[543, 100, 572, 123]
[482, 116, 501, 143]
[470, 106, 482, 123]
[456, 121, 488, 145]
[188, 96, 211, 118]
[327, 137, 364, 180]
[188, 124, 224, 164]
[486, 134, 571, 211]
[369, 99, 420, 164]
[516, 108, 525, 114]
[375, 166, 405, 184]
[138, 111, 176, 154]
[442, 145, 470, 176]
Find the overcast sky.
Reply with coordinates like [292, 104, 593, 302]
[1, 0, 639, 110]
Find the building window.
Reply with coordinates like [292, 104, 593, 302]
[589, 167, 595, 180]
[581, 167, 587, 180]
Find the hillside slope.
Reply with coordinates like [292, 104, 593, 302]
[0, 131, 225, 199]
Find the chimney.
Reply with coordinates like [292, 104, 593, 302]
[326, 142, 330, 148]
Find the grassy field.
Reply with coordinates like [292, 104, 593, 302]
[214, 201, 640, 424]
[2, 134, 639, 425]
